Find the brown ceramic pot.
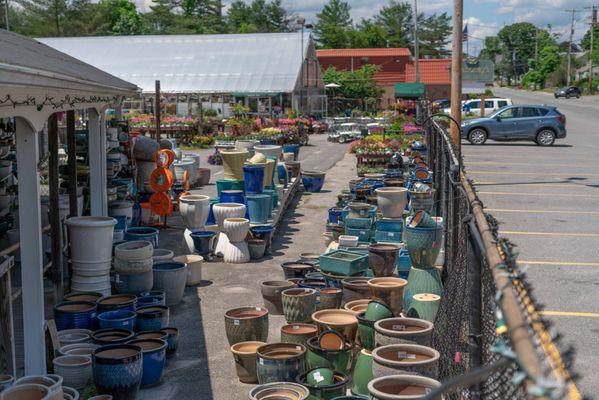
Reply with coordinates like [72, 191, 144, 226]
[280, 323, 318, 345]
[230, 341, 266, 383]
[373, 317, 434, 347]
[311, 309, 358, 341]
[368, 277, 408, 316]
[261, 280, 296, 315]
[317, 288, 343, 311]
[343, 299, 371, 315]
[372, 343, 440, 379]
[224, 307, 269, 346]
[368, 243, 400, 277]
[341, 277, 372, 304]
[367, 375, 441, 399]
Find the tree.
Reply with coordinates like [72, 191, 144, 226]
[581, 24, 599, 64]
[225, 0, 290, 33]
[375, 0, 412, 48]
[144, 0, 182, 34]
[176, 0, 224, 33]
[313, 0, 352, 48]
[479, 36, 501, 61]
[323, 65, 383, 103]
[419, 12, 451, 57]
[14, 0, 69, 36]
[91, 0, 145, 36]
[226, 0, 254, 32]
[264, 0, 291, 32]
[348, 19, 387, 48]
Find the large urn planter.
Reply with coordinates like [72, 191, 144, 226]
[261, 280, 296, 315]
[368, 277, 408, 316]
[66, 217, 116, 263]
[255, 343, 307, 384]
[311, 309, 358, 341]
[403, 267, 443, 311]
[282, 288, 317, 323]
[230, 341, 266, 384]
[367, 375, 441, 399]
[52, 355, 92, 390]
[375, 187, 408, 218]
[224, 307, 269, 346]
[306, 336, 354, 374]
[152, 261, 188, 306]
[92, 344, 143, 400]
[374, 317, 434, 347]
[136, 306, 169, 331]
[302, 171, 326, 193]
[243, 164, 265, 194]
[223, 218, 250, 242]
[280, 323, 318, 345]
[220, 149, 249, 181]
[372, 344, 440, 379]
[125, 339, 167, 387]
[368, 244, 400, 277]
[245, 194, 271, 224]
[404, 225, 443, 269]
[54, 301, 97, 331]
[179, 194, 210, 229]
[173, 254, 203, 286]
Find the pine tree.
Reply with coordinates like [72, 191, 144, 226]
[313, 0, 353, 48]
[375, 0, 412, 49]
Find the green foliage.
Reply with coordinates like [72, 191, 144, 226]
[479, 36, 501, 61]
[347, 19, 387, 48]
[522, 45, 560, 89]
[581, 25, 599, 65]
[313, 0, 353, 48]
[419, 12, 451, 57]
[323, 65, 384, 109]
[375, 0, 412, 48]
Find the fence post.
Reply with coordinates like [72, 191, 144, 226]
[468, 220, 483, 399]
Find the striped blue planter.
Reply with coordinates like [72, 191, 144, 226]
[54, 301, 97, 331]
[92, 344, 143, 399]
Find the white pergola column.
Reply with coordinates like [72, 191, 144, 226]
[15, 116, 46, 375]
[88, 108, 107, 216]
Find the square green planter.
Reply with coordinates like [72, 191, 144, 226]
[345, 228, 371, 243]
[319, 250, 369, 276]
[344, 217, 373, 230]
[374, 229, 402, 243]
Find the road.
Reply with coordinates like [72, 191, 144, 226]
[463, 87, 599, 397]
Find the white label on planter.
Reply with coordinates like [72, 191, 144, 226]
[398, 352, 416, 359]
[393, 324, 406, 331]
[259, 358, 264, 365]
[313, 372, 324, 383]
[296, 346, 302, 351]
[255, 307, 261, 311]
[388, 232, 395, 237]
[293, 325, 300, 330]
[234, 320, 240, 326]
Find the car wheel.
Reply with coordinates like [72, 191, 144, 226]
[577, 94, 581, 99]
[536, 129, 556, 146]
[468, 128, 487, 145]
[554, 94, 558, 98]
[339, 136, 346, 144]
[565, 94, 570, 99]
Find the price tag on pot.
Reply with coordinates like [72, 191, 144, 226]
[398, 352, 416, 359]
[234, 320, 240, 326]
[392, 324, 406, 331]
[259, 358, 264, 365]
[293, 325, 300, 330]
[313, 371, 324, 383]
[388, 232, 395, 237]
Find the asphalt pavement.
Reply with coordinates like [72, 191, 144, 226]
[463, 87, 599, 398]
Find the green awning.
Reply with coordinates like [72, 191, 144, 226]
[394, 83, 425, 98]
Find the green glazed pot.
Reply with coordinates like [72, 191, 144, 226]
[224, 307, 269, 346]
[282, 288, 317, 323]
[216, 179, 244, 195]
[306, 336, 354, 375]
[351, 349, 373, 396]
[364, 301, 393, 322]
[356, 313, 375, 351]
[403, 267, 443, 311]
[300, 370, 349, 400]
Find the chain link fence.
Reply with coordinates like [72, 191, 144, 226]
[421, 112, 579, 400]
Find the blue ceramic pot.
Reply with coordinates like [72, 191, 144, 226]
[404, 225, 443, 269]
[328, 207, 343, 224]
[251, 225, 275, 255]
[256, 343, 307, 384]
[97, 294, 138, 314]
[276, 164, 288, 187]
[137, 295, 165, 308]
[115, 270, 153, 294]
[139, 290, 165, 300]
[220, 189, 245, 204]
[243, 164, 265, 194]
[92, 344, 143, 399]
[216, 179, 244, 195]
[283, 144, 300, 160]
[376, 218, 403, 232]
[113, 215, 128, 231]
[136, 306, 170, 331]
[97, 310, 137, 331]
[280, 261, 316, 279]
[190, 230, 217, 257]
[262, 189, 275, 216]
[125, 227, 159, 248]
[54, 301, 97, 331]
[126, 338, 167, 387]
[91, 328, 135, 345]
[206, 199, 219, 225]
[162, 327, 179, 359]
[302, 171, 326, 193]
[246, 194, 271, 224]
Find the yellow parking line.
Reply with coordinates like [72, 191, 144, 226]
[468, 161, 599, 168]
[487, 208, 599, 215]
[499, 230, 599, 237]
[541, 311, 599, 318]
[470, 170, 599, 177]
[479, 191, 599, 198]
[518, 260, 599, 267]
[475, 182, 578, 188]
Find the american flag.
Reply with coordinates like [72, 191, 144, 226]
[462, 24, 468, 42]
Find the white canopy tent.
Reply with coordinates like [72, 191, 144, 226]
[0, 30, 137, 375]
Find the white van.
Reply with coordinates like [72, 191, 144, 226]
[443, 98, 512, 116]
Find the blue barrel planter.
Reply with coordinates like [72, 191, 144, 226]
[262, 189, 275, 217]
[97, 310, 137, 331]
[206, 199, 219, 225]
[216, 179, 244, 196]
[54, 301, 97, 331]
[125, 227, 159, 248]
[260, 139, 278, 145]
[302, 171, 326, 193]
[115, 270, 153, 294]
[190, 230, 217, 257]
[246, 194, 271, 224]
[137, 295, 165, 308]
[136, 306, 170, 331]
[328, 207, 343, 224]
[91, 328, 135, 345]
[256, 343, 307, 384]
[97, 294, 138, 314]
[125, 339, 167, 387]
[276, 164, 288, 187]
[163, 327, 180, 359]
[219, 189, 245, 204]
[92, 344, 143, 399]
[251, 225, 275, 255]
[283, 144, 300, 161]
[243, 164, 265, 194]
[113, 215, 128, 231]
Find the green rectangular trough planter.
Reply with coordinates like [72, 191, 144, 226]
[319, 250, 369, 276]
[343, 217, 373, 230]
[345, 228, 371, 243]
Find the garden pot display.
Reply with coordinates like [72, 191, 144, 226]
[254, 145, 282, 160]
[311, 309, 358, 341]
[136, 306, 170, 331]
[63, 292, 103, 303]
[317, 288, 343, 311]
[224, 307, 269, 345]
[375, 188, 408, 218]
[230, 341, 266, 384]
[281, 323, 318, 345]
[261, 280, 296, 315]
[97, 294, 137, 313]
[367, 375, 441, 399]
[404, 225, 443, 269]
[125, 339, 167, 387]
[248, 382, 310, 400]
[368, 244, 400, 277]
[115, 270, 153, 294]
[219, 189, 245, 204]
[91, 329, 135, 346]
[12, 375, 60, 399]
[409, 189, 435, 214]
[282, 288, 317, 323]
[0, 384, 50, 400]
[54, 301, 97, 331]
[356, 313, 376, 350]
[152, 261, 188, 306]
[223, 218, 250, 242]
[114, 241, 153, 276]
[251, 225, 275, 256]
[255, 343, 307, 384]
[216, 179, 244, 195]
[52, 355, 92, 390]
[173, 255, 203, 286]
[319, 251, 369, 276]
[407, 293, 441, 323]
[92, 344, 143, 399]
[59, 343, 100, 357]
[374, 317, 434, 347]
[372, 344, 440, 379]
[124, 227, 159, 248]
[351, 349, 373, 396]
[343, 299, 370, 314]
[57, 328, 91, 346]
[347, 203, 371, 219]
[97, 310, 137, 331]
[220, 149, 249, 181]
[341, 277, 372, 304]
[248, 239, 267, 260]
[285, 161, 301, 178]
[281, 261, 316, 279]
[197, 167, 211, 186]
[179, 194, 210, 229]
[163, 327, 179, 358]
[243, 164, 266, 194]
[306, 336, 354, 374]
[368, 278, 408, 316]
[403, 267, 443, 311]
[283, 144, 300, 160]
[246, 194, 271, 224]
[302, 171, 326, 193]
[190, 230, 216, 259]
[262, 158, 277, 188]
[299, 370, 349, 399]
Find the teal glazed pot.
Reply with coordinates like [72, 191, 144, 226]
[306, 336, 354, 375]
[299, 370, 349, 400]
[404, 225, 443, 269]
[403, 267, 443, 310]
[216, 179, 244, 196]
[262, 189, 275, 216]
[351, 349, 373, 396]
[246, 194, 271, 224]
[356, 312, 376, 350]
[224, 307, 269, 346]
[255, 342, 307, 384]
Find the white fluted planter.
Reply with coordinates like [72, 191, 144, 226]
[212, 203, 246, 229]
[52, 355, 92, 391]
[173, 254, 204, 286]
[179, 194, 210, 230]
[376, 187, 409, 218]
[254, 145, 282, 160]
[223, 218, 250, 242]
[214, 231, 231, 257]
[222, 241, 250, 263]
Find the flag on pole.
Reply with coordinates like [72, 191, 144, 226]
[462, 24, 469, 42]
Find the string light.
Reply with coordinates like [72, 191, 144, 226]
[0, 94, 120, 111]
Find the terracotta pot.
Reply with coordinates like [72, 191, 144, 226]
[375, 187, 408, 218]
[368, 243, 400, 277]
[311, 309, 358, 341]
[280, 323, 318, 345]
[197, 167, 211, 186]
[261, 280, 296, 315]
[220, 149, 249, 181]
[368, 277, 408, 316]
[224, 307, 269, 345]
[341, 277, 372, 304]
[372, 344, 440, 379]
[343, 299, 371, 314]
[223, 218, 250, 242]
[282, 288, 316, 323]
[256, 343, 307, 384]
[13, 375, 60, 400]
[230, 341, 266, 383]
[374, 317, 434, 347]
[368, 375, 441, 399]
[317, 288, 343, 311]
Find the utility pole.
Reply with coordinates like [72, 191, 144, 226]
[566, 9, 576, 86]
[412, 0, 420, 82]
[590, 6, 597, 93]
[3, 0, 9, 31]
[534, 28, 539, 90]
[450, 0, 463, 152]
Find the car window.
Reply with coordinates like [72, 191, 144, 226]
[521, 107, 539, 117]
[498, 107, 518, 119]
[536, 108, 549, 116]
[468, 101, 480, 108]
[484, 100, 494, 108]
[497, 100, 508, 107]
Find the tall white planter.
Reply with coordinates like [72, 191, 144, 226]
[173, 254, 204, 286]
[254, 145, 282, 160]
[66, 217, 116, 263]
[223, 218, 250, 242]
[222, 241, 250, 263]
[212, 203, 246, 229]
[375, 187, 408, 218]
[179, 195, 210, 229]
[173, 159, 195, 182]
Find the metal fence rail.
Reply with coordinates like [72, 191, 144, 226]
[422, 114, 579, 399]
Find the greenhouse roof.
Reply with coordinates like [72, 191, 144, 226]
[39, 32, 311, 94]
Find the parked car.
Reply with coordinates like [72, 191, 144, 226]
[554, 86, 581, 99]
[460, 105, 566, 146]
[443, 98, 512, 116]
[433, 98, 451, 111]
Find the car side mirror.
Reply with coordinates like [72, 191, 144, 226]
[494, 116, 501, 122]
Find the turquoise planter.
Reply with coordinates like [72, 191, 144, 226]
[319, 250, 369, 276]
[262, 189, 275, 216]
[403, 267, 443, 310]
[216, 179, 244, 195]
[246, 194, 271, 224]
[404, 225, 443, 269]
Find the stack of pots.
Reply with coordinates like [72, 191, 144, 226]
[213, 203, 246, 258]
[179, 194, 211, 254]
[114, 241, 154, 294]
[221, 218, 251, 263]
[66, 217, 117, 296]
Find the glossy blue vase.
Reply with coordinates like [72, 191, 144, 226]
[137, 295, 165, 308]
[302, 171, 326, 193]
[136, 305, 170, 331]
[125, 339, 167, 387]
[276, 164, 288, 187]
[92, 344, 143, 399]
[190, 230, 216, 257]
[250, 225, 275, 255]
[124, 227, 159, 248]
[328, 207, 343, 224]
[97, 310, 137, 331]
[283, 144, 300, 160]
[206, 199, 219, 225]
[243, 164, 265, 194]
[219, 189, 244, 204]
[246, 194, 271, 224]
[404, 225, 443, 269]
[113, 215, 128, 231]
[54, 301, 97, 331]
